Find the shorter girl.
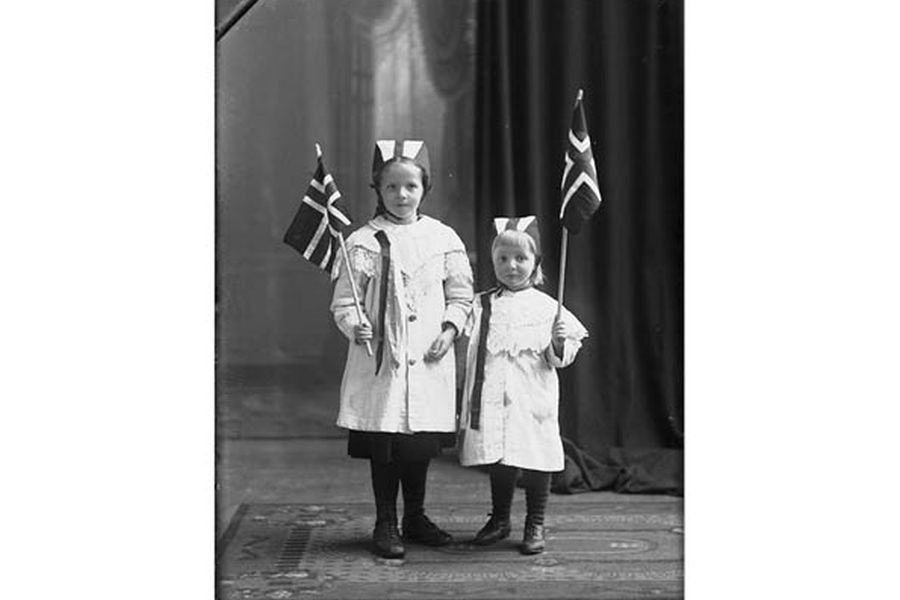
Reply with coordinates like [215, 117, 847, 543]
[458, 216, 588, 555]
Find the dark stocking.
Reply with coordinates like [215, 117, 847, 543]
[399, 460, 429, 520]
[489, 463, 519, 521]
[370, 460, 401, 524]
[521, 469, 551, 526]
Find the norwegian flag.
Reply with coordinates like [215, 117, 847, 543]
[283, 145, 352, 272]
[560, 90, 602, 234]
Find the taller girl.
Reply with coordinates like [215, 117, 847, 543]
[330, 140, 474, 559]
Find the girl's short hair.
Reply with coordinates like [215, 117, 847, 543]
[371, 157, 431, 218]
[491, 229, 544, 287]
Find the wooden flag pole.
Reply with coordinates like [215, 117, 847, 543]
[337, 232, 373, 357]
[557, 228, 569, 317]
[316, 142, 372, 357]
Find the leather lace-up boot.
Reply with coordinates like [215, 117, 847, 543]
[402, 513, 453, 546]
[520, 469, 549, 555]
[373, 513, 405, 558]
[521, 516, 545, 554]
[371, 460, 405, 558]
[472, 513, 512, 545]
[399, 460, 453, 546]
[473, 463, 517, 545]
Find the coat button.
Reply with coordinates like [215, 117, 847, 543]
[408, 358, 416, 366]
[408, 314, 417, 322]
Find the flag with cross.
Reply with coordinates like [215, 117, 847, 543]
[284, 143, 371, 355]
[283, 143, 352, 271]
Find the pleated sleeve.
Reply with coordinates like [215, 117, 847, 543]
[543, 305, 589, 369]
[441, 239, 474, 336]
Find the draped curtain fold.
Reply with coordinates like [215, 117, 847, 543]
[417, 0, 474, 99]
[415, 0, 477, 249]
[474, 0, 683, 493]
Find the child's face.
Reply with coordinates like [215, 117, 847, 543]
[378, 161, 424, 222]
[492, 239, 537, 291]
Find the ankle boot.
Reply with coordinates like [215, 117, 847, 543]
[400, 461, 451, 546]
[472, 463, 517, 545]
[373, 514, 405, 558]
[402, 513, 452, 546]
[520, 469, 550, 555]
[472, 513, 511, 545]
[521, 515, 545, 554]
[370, 460, 405, 558]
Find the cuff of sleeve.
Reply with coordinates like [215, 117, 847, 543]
[334, 309, 363, 341]
[442, 304, 469, 337]
[545, 341, 567, 368]
[547, 339, 584, 368]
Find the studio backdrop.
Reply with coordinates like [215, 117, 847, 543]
[216, 0, 682, 494]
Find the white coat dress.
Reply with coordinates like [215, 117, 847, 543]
[330, 215, 473, 433]
[458, 287, 588, 472]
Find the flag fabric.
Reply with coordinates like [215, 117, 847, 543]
[283, 151, 352, 272]
[560, 90, 602, 234]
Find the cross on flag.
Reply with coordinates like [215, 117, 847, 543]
[560, 89, 602, 234]
[284, 145, 352, 272]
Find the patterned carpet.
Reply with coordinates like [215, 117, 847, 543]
[217, 502, 683, 599]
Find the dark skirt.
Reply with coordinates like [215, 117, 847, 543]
[347, 430, 457, 463]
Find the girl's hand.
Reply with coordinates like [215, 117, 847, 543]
[424, 327, 456, 363]
[353, 322, 373, 345]
[551, 316, 567, 356]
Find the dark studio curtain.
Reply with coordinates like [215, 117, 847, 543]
[474, 0, 683, 494]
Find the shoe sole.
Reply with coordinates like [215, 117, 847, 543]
[471, 530, 511, 546]
[373, 547, 405, 559]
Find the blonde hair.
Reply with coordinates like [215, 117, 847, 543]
[491, 229, 544, 287]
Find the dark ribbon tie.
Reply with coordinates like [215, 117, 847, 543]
[373, 230, 391, 375]
[468, 289, 495, 430]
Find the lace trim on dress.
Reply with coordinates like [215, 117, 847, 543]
[484, 292, 588, 356]
[330, 245, 379, 281]
[444, 248, 471, 280]
[348, 246, 378, 278]
[485, 295, 553, 355]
